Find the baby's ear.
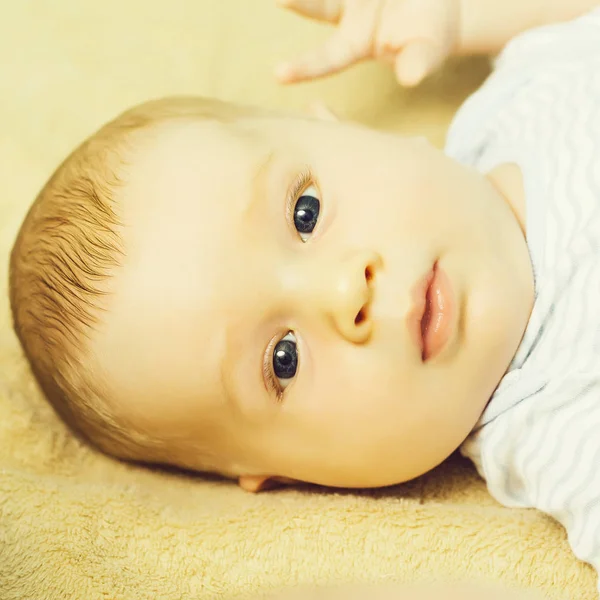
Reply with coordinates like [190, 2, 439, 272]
[238, 475, 297, 493]
[307, 101, 339, 122]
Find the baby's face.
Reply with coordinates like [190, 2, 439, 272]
[93, 110, 533, 488]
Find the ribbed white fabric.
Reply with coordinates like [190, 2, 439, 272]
[445, 8, 600, 593]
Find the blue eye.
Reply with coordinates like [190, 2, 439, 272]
[272, 332, 298, 390]
[294, 185, 320, 242]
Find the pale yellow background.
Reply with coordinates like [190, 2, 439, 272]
[0, 1, 595, 599]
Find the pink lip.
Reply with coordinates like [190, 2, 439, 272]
[407, 261, 455, 361]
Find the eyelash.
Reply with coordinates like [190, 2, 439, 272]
[262, 169, 317, 401]
[263, 334, 287, 403]
[284, 167, 317, 240]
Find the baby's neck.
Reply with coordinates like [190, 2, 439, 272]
[486, 163, 526, 237]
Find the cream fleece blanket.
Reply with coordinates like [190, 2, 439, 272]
[0, 1, 596, 599]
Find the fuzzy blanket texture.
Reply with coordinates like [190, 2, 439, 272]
[0, 1, 596, 599]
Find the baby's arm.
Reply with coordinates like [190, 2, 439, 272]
[458, 0, 600, 54]
[277, 0, 600, 86]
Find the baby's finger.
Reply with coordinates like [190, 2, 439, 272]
[393, 40, 445, 87]
[276, 34, 359, 83]
[276, 0, 343, 23]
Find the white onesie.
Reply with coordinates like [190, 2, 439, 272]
[444, 7, 600, 594]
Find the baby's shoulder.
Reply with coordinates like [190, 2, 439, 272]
[464, 367, 600, 456]
[446, 9, 600, 165]
[461, 368, 600, 497]
[486, 368, 600, 446]
[495, 7, 600, 73]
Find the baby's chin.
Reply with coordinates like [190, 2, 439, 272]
[262, 582, 546, 600]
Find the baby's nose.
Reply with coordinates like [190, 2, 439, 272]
[325, 251, 381, 343]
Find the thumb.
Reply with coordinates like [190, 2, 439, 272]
[394, 40, 444, 87]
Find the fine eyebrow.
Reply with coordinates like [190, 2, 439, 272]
[221, 149, 276, 409]
[243, 149, 276, 217]
[220, 326, 240, 411]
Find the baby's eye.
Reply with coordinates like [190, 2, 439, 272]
[293, 185, 320, 242]
[272, 331, 298, 390]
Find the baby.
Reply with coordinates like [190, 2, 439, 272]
[8, 0, 600, 594]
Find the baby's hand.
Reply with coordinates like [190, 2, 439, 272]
[276, 0, 460, 87]
[277, 0, 460, 86]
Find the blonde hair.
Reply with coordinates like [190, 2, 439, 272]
[10, 96, 259, 462]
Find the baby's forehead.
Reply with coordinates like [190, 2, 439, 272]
[108, 116, 272, 323]
[140, 117, 260, 162]
[121, 118, 268, 215]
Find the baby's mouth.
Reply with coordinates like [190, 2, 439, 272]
[419, 261, 455, 362]
[420, 275, 435, 357]
[407, 262, 437, 360]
